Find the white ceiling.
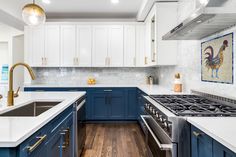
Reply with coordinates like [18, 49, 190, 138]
[0, 0, 143, 19]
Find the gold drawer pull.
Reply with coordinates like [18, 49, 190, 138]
[27, 135, 47, 153]
[193, 131, 204, 137]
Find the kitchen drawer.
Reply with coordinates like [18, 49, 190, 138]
[18, 127, 48, 157]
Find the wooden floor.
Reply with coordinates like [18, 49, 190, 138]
[81, 123, 147, 157]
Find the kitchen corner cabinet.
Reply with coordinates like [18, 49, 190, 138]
[191, 126, 236, 157]
[145, 2, 178, 66]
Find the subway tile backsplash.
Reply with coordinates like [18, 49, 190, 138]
[31, 67, 159, 85]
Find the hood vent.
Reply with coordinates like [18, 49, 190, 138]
[163, 0, 236, 40]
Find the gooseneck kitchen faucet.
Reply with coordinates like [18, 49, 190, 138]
[7, 63, 36, 106]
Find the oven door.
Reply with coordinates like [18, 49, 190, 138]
[141, 115, 177, 157]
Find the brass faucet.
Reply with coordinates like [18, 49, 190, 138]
[7, 63, 36, 106]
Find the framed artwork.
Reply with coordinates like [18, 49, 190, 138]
[201, 33, 234, 84]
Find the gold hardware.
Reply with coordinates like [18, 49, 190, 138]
[14, 87, 20, 98]
[35, 90, 45, 92]
[144, 57, 148, 65]
[193, 131, 204, 137]
[27, 135, 47, 153]
[108, 57, 111, 66]
[133, 57, 136, 66]
[41, 57, 44, 65]
[152, 53, 156, 62]
[76, 58, 79, 65]
[44, 58, 47, 65]
[8, 63, 36, 106]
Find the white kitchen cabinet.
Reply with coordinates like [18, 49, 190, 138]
[145, 2, 178, 66]
[108, 25, 124, 67]
[136, 24, 147, 67]
[92, 26, 109, 67]
[124, 25, 136, 67]
[60, 25, 77, 67]
[45, 25, 60, 67]
[30, 26, 45, 67]
[77, 26, 92, 67]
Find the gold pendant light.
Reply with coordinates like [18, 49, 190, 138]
[22, 0, 46, 26]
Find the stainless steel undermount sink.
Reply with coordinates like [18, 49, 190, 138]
[0, 101, 62, 117]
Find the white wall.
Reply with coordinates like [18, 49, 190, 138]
[158, 0, 236, 99]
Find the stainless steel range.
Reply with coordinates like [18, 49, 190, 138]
[141, 92, 236, 157]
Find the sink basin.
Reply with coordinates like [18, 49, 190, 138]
[0, 101, 62, 117]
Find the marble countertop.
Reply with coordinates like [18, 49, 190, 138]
[0, 92, 85, 147]
[187, 117, 236, 154]
[24, 84, 187, 95]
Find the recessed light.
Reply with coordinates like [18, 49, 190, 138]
[111, 0, 119, 4]
[42, 0, 51, 4]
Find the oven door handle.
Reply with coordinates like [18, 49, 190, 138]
[141, 115, 173, 151]
[77, 100, 85, 111]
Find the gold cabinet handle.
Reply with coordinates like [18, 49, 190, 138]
[133, 57, 136, 66]
[193, 131, 204, 137]
[41, 57, 44, 65]
[77, 58, 79, 65]
[152, 53, 156, 62]
[0, 94, 3, 100]
[27, 135, 47, 153]
[44, 58, 47, 65]
[145, 57, 148, 65]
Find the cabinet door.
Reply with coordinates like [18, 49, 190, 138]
[31, 26, 45, 67]
[213, 141, 236, 157]
[136, 25, 147, 67]
[45, 25, 60, 67]
[61, 25, 76, 67]
[92, 26, 109, 67]
[46, 130, 63, 157]
[124, 25, 136, 67]
[125, 89, 137, 120]
[109, 90, 125, 120]
[108, 25, 124, 67]
[77, 26, 92, 67]
[91, 92, 109, 119]
[191, 126, 213, 157]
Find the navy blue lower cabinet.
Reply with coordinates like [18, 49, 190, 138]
[213, 141, 236, 157]
[109, 90, 125, 120]
[125, 89, 137, 120]
[91, 91, 109, 120]
[191, 126, 213, 157]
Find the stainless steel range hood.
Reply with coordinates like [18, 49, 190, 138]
[162, 0, 236, 40]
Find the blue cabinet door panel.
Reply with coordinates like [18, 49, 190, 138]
[213, 141, 236, 157]
[126, 89, 137, 120]
[191, 126, 213, 157]
[110, 94, 125, 119]
[92, 93, 109, 120]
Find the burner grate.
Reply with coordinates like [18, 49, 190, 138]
[150, 95, 236, 117]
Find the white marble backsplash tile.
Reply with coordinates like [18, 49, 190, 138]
[32, 67, 159, 85]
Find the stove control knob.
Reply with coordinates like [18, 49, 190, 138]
[159, 115, 163, 122]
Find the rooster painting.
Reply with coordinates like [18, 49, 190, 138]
[204, 40, 228, 78]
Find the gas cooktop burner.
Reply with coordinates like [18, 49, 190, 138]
[150, 95, 236, 117]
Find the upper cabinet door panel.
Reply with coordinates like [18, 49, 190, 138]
[92, 26, 109, 67]
[31, 26, 45, 67]
[124, 25, 136, 67]
[45, 25, 60, 67]
[61, 25, 76, 67]
[77, 26, 92, 67]
[108, 25, 124, 67]
[136, 25, 146, 67]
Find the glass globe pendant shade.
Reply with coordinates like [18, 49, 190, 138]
[22, 3, 46, 26]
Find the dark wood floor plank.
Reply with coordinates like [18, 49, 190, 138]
[82, 123, 147, 157]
